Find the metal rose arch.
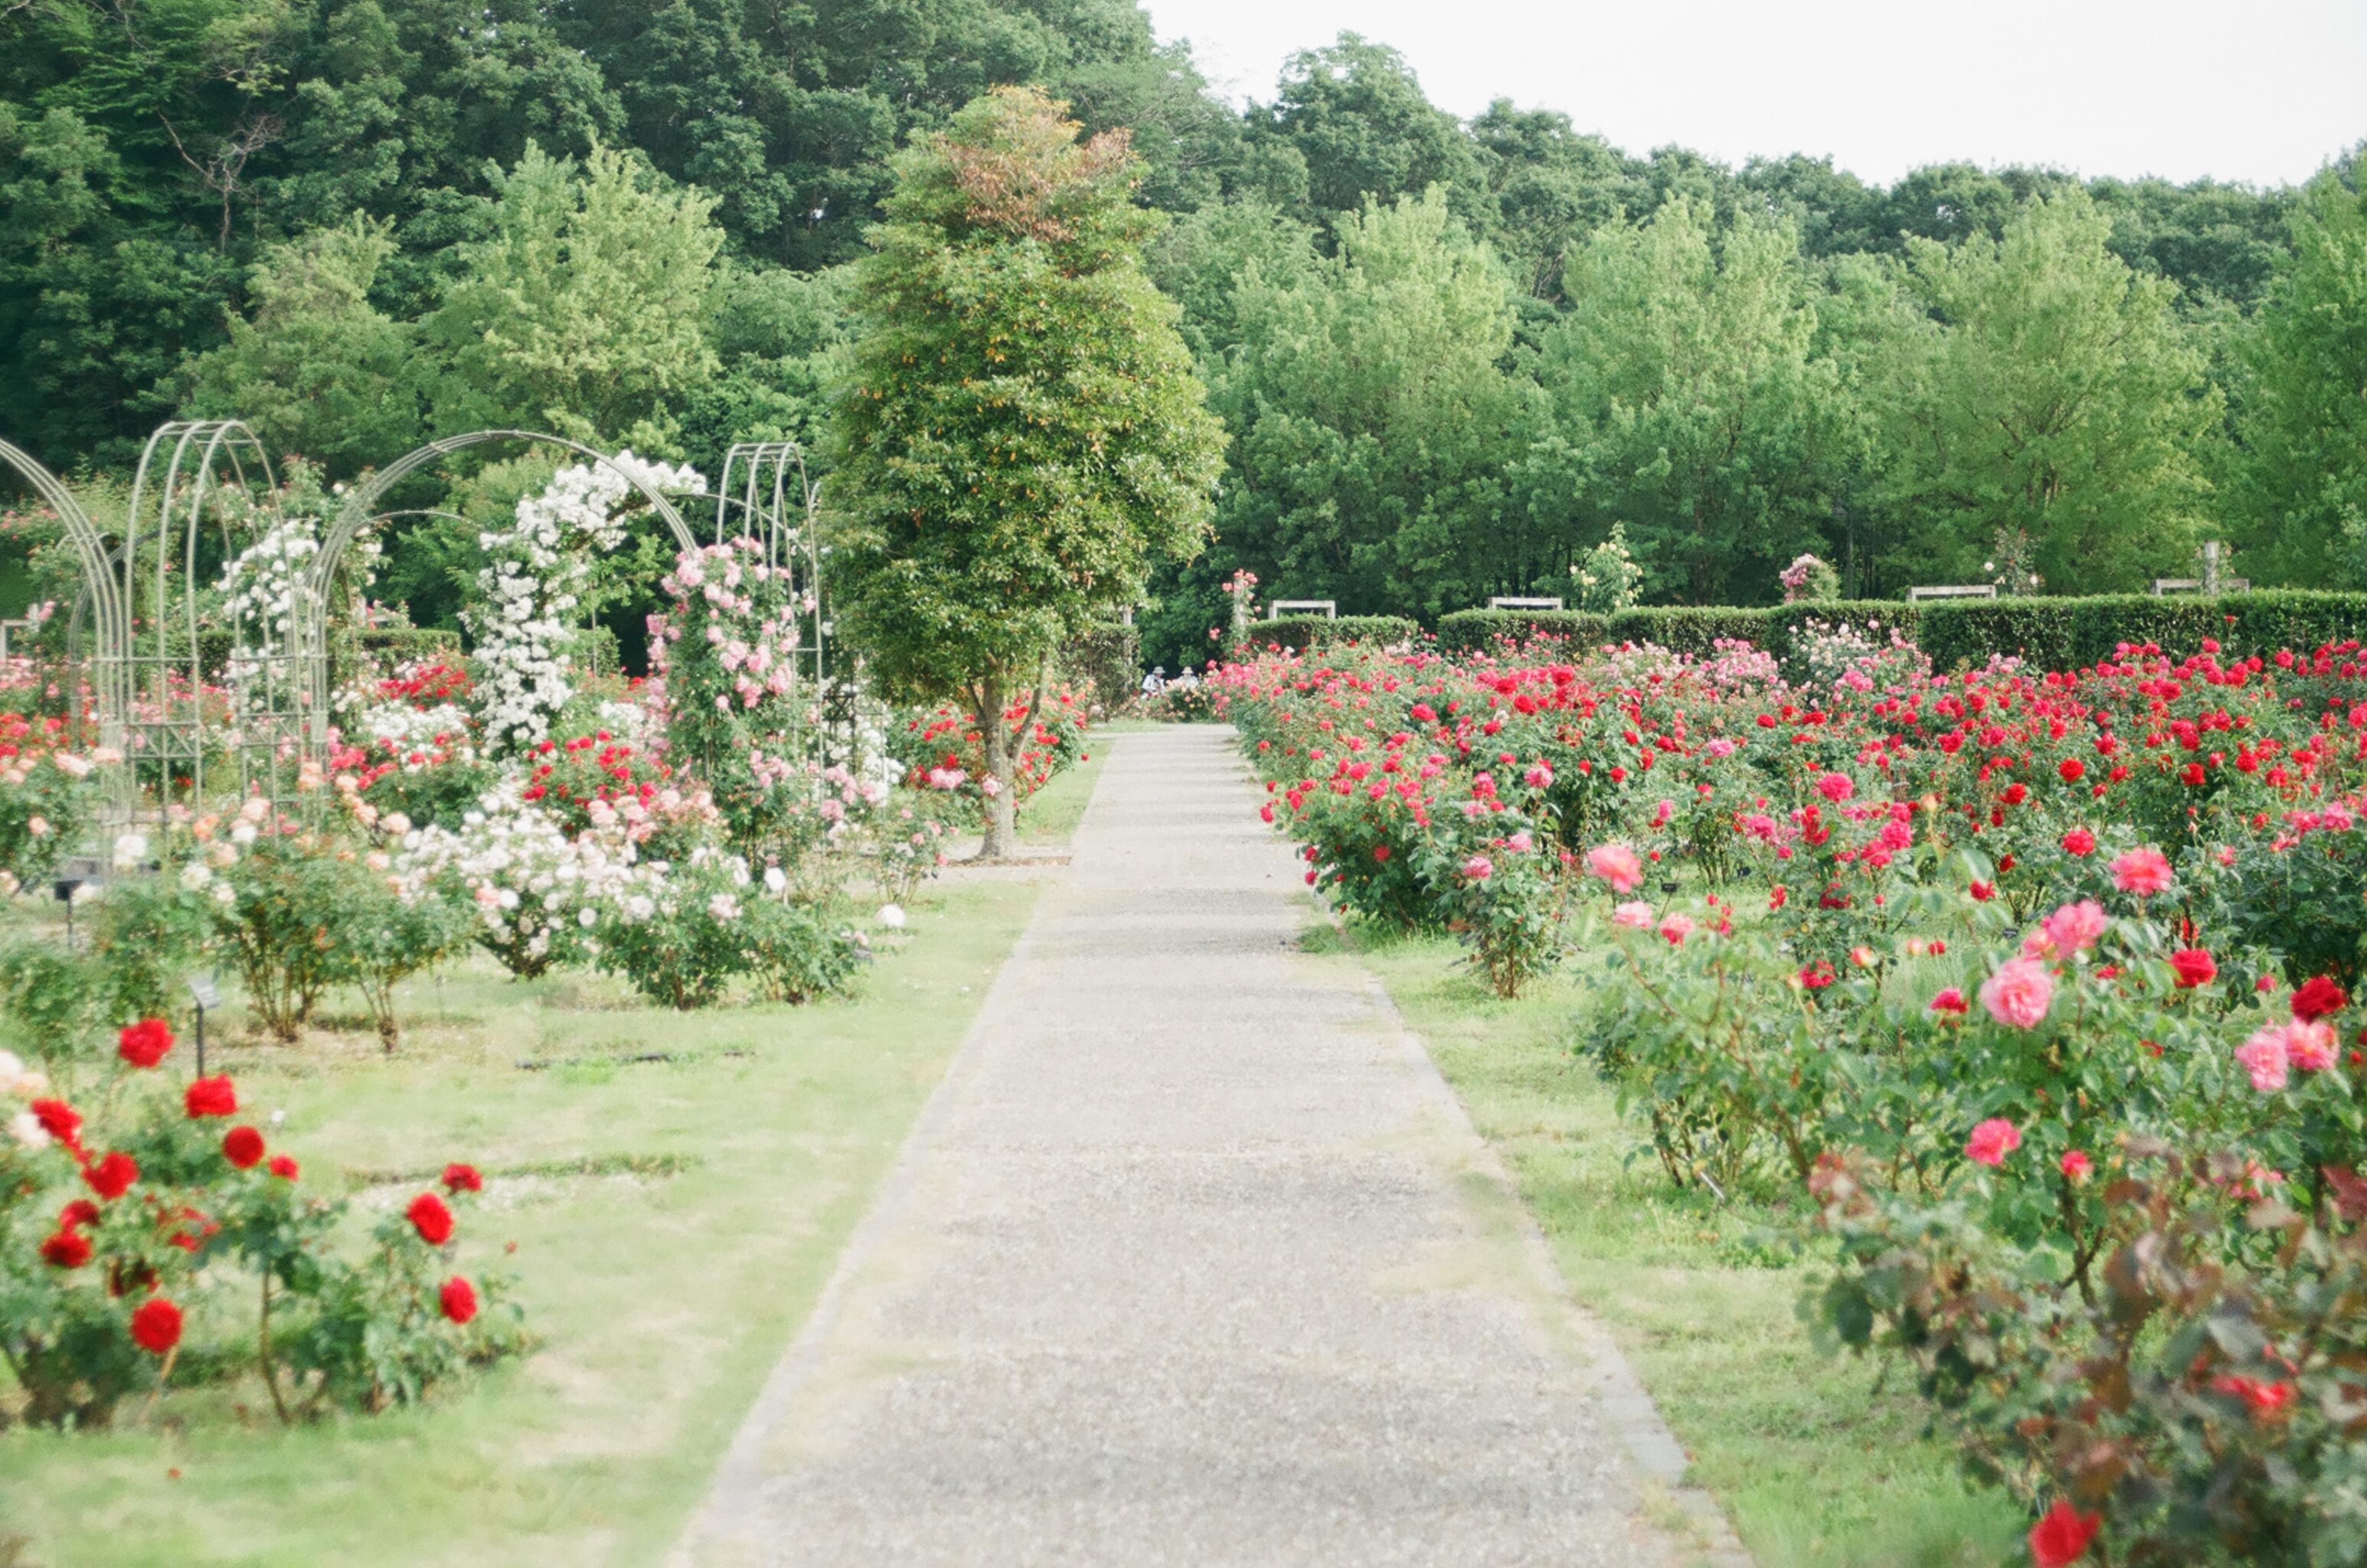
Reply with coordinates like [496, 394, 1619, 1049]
[295, 428, 705, 770]
[709, 440, 832, 719]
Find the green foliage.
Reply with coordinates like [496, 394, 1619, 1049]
[1204, 188, 1535, 618]
[2227, 162, 2367, 585]
[1527, 199, 1850, 605]
[176, 216, 423, 477]
[1238, 615, 1420, 655]
[1871, 189, 2221, 594]
[1916, 589, 2367, 672]
[828, 85, 1224, 850]
[1569, 522, 1642, 613]
[420, 142, 723, 452]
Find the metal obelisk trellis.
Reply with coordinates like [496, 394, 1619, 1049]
[709, 441, 848, 764]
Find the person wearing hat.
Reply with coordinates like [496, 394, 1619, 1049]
[1140, 665, 1166, 697]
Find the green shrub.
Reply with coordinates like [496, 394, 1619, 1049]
[1919, 589, 2367, 671]
[1240, 615, 1420, 655]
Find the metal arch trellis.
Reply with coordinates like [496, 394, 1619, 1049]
[709, 441, 848, 766]
[0, 436, 121, 766]
[297, 428, 705, 770]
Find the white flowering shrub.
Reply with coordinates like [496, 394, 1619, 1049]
[218, 515, 322, 692]
[467, 453, 705, 753]
[397, 792, 652, 979]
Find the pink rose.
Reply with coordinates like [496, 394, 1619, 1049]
[1585, 844, 1644, 894]
[1965, 1118, 2021, 1167]
[2037, 899, 2109, 956]
[2285, 1019, 2338, 1073]
[2236, 1026, 2291, 1092]
[2060, 1149, 2092, 1180]
[1979, 957, 2056, 1029]
[1610, 900, 1656, 930]
[2111, 846, 2173, 896]
[1523, 763, 1553, 789]
[1658, 912, 1695, 946]
[1817, 772, 1855, 802]
[1462, 855, 1494, 881]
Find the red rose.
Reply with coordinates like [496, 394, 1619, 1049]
[221, 1126, 266, 1170]
[2060, 828, 2095, 857]
[268, 1154, 300, 1181]
[407, 1192, 456, 1245]
[2058, 758, 2085, 783]
[39, 1228, 92, 1268]
[30, 1097, 81, 1147]
[439, 1275, 479, 1325]
[2169, 949, 2217, 989]
[83, 1150, 138, 1201]
[58, 1198, 100, 1230]
[1969, 880, 1995, 902]
[441, 1163, 483, 1195]
[184, 1076, 237, 1119]
[129, 1296, 183, 1355]
[2029, 1499, 2101, 1566]
[116, 1018, 174, 1069]
[2292, 976, 2348, 1022]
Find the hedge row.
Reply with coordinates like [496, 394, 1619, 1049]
[1243, 615, 1423, 654]
[1434, 591, 2367, 671]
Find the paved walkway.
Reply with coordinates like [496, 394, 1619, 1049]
[675, 727, 1725, 1566]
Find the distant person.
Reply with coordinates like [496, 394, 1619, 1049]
[1140, 666, 1166, 697]
[1171, 664, 1200, 691]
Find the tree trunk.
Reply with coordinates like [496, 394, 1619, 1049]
[974, 675, 1017, 860]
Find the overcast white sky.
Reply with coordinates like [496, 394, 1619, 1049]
[1140, 0, 2366, 188]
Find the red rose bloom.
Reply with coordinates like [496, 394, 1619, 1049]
[407, 1192, 456, 1246]
[221, 1126, 266, 1170]
[2058, 758, 2085, 783]
[83, 1150, 138, 1201]
[2169, 949, 2218, 989]
[58, 1198, 100, 1230]
[30, 1097, 81, 1147]
[2059, 828, 2096, 857]
[439, 1275, 479, 1325]
[184, 1076, 237, 1119]
[116, 1018, 174, 1069]
[39, 1228, 92, 1268]
[2292, 976, 2348, 1022]
[441, 1162, 483, 1194]
[2029, 1500, 2100, 1566]
[1969, 880, 1996, 902]
[267, 1154, 300, 1181]
[129, 1296, 183, 1355]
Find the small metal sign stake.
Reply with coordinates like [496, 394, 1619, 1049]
[52, 877, 83, 952]
[187, 976, 221, 1076]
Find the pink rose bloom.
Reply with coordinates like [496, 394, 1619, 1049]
[1658, 912, 1696, 946]
[2060, 1149, 2093, 1180]
[1817, 772, 1855, 802]
[1585, 844, 1644, 893]
[2285, 1019, 2338, 1073]
[2037, 899, 2110, 956]
[1462, 855, 1494, 881]
[1979, 957, 2056, 1029]
[1965, 1118, 2021, 1167]
[2111, 846, 2174, 896]
[2236, 1026, 2291, 1092]
[1610, 900, 1656, 930]
[1523, 763, 1554, 789]
[1506, 831, 1535, 854]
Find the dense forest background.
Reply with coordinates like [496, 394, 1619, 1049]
[1, 0, 2360, 669]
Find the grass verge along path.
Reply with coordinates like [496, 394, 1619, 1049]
[1349, 929, 2026, 1568]
[0, 756, 1103, 1567]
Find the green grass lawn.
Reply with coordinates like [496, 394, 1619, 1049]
[0, 754, 1105, 1566]
[1347, 929, 2026, 1568]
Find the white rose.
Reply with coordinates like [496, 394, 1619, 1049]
[877, 904, 907, 930]
[9, 1110, 50, 1149]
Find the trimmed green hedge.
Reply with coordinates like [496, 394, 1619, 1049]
[1440, 592, 2367, 672]
[1918, 591, 2367, 672]
[1244, 615, 1422, 654]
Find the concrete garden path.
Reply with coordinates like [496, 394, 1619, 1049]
[675, 726, 1736, 1567]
